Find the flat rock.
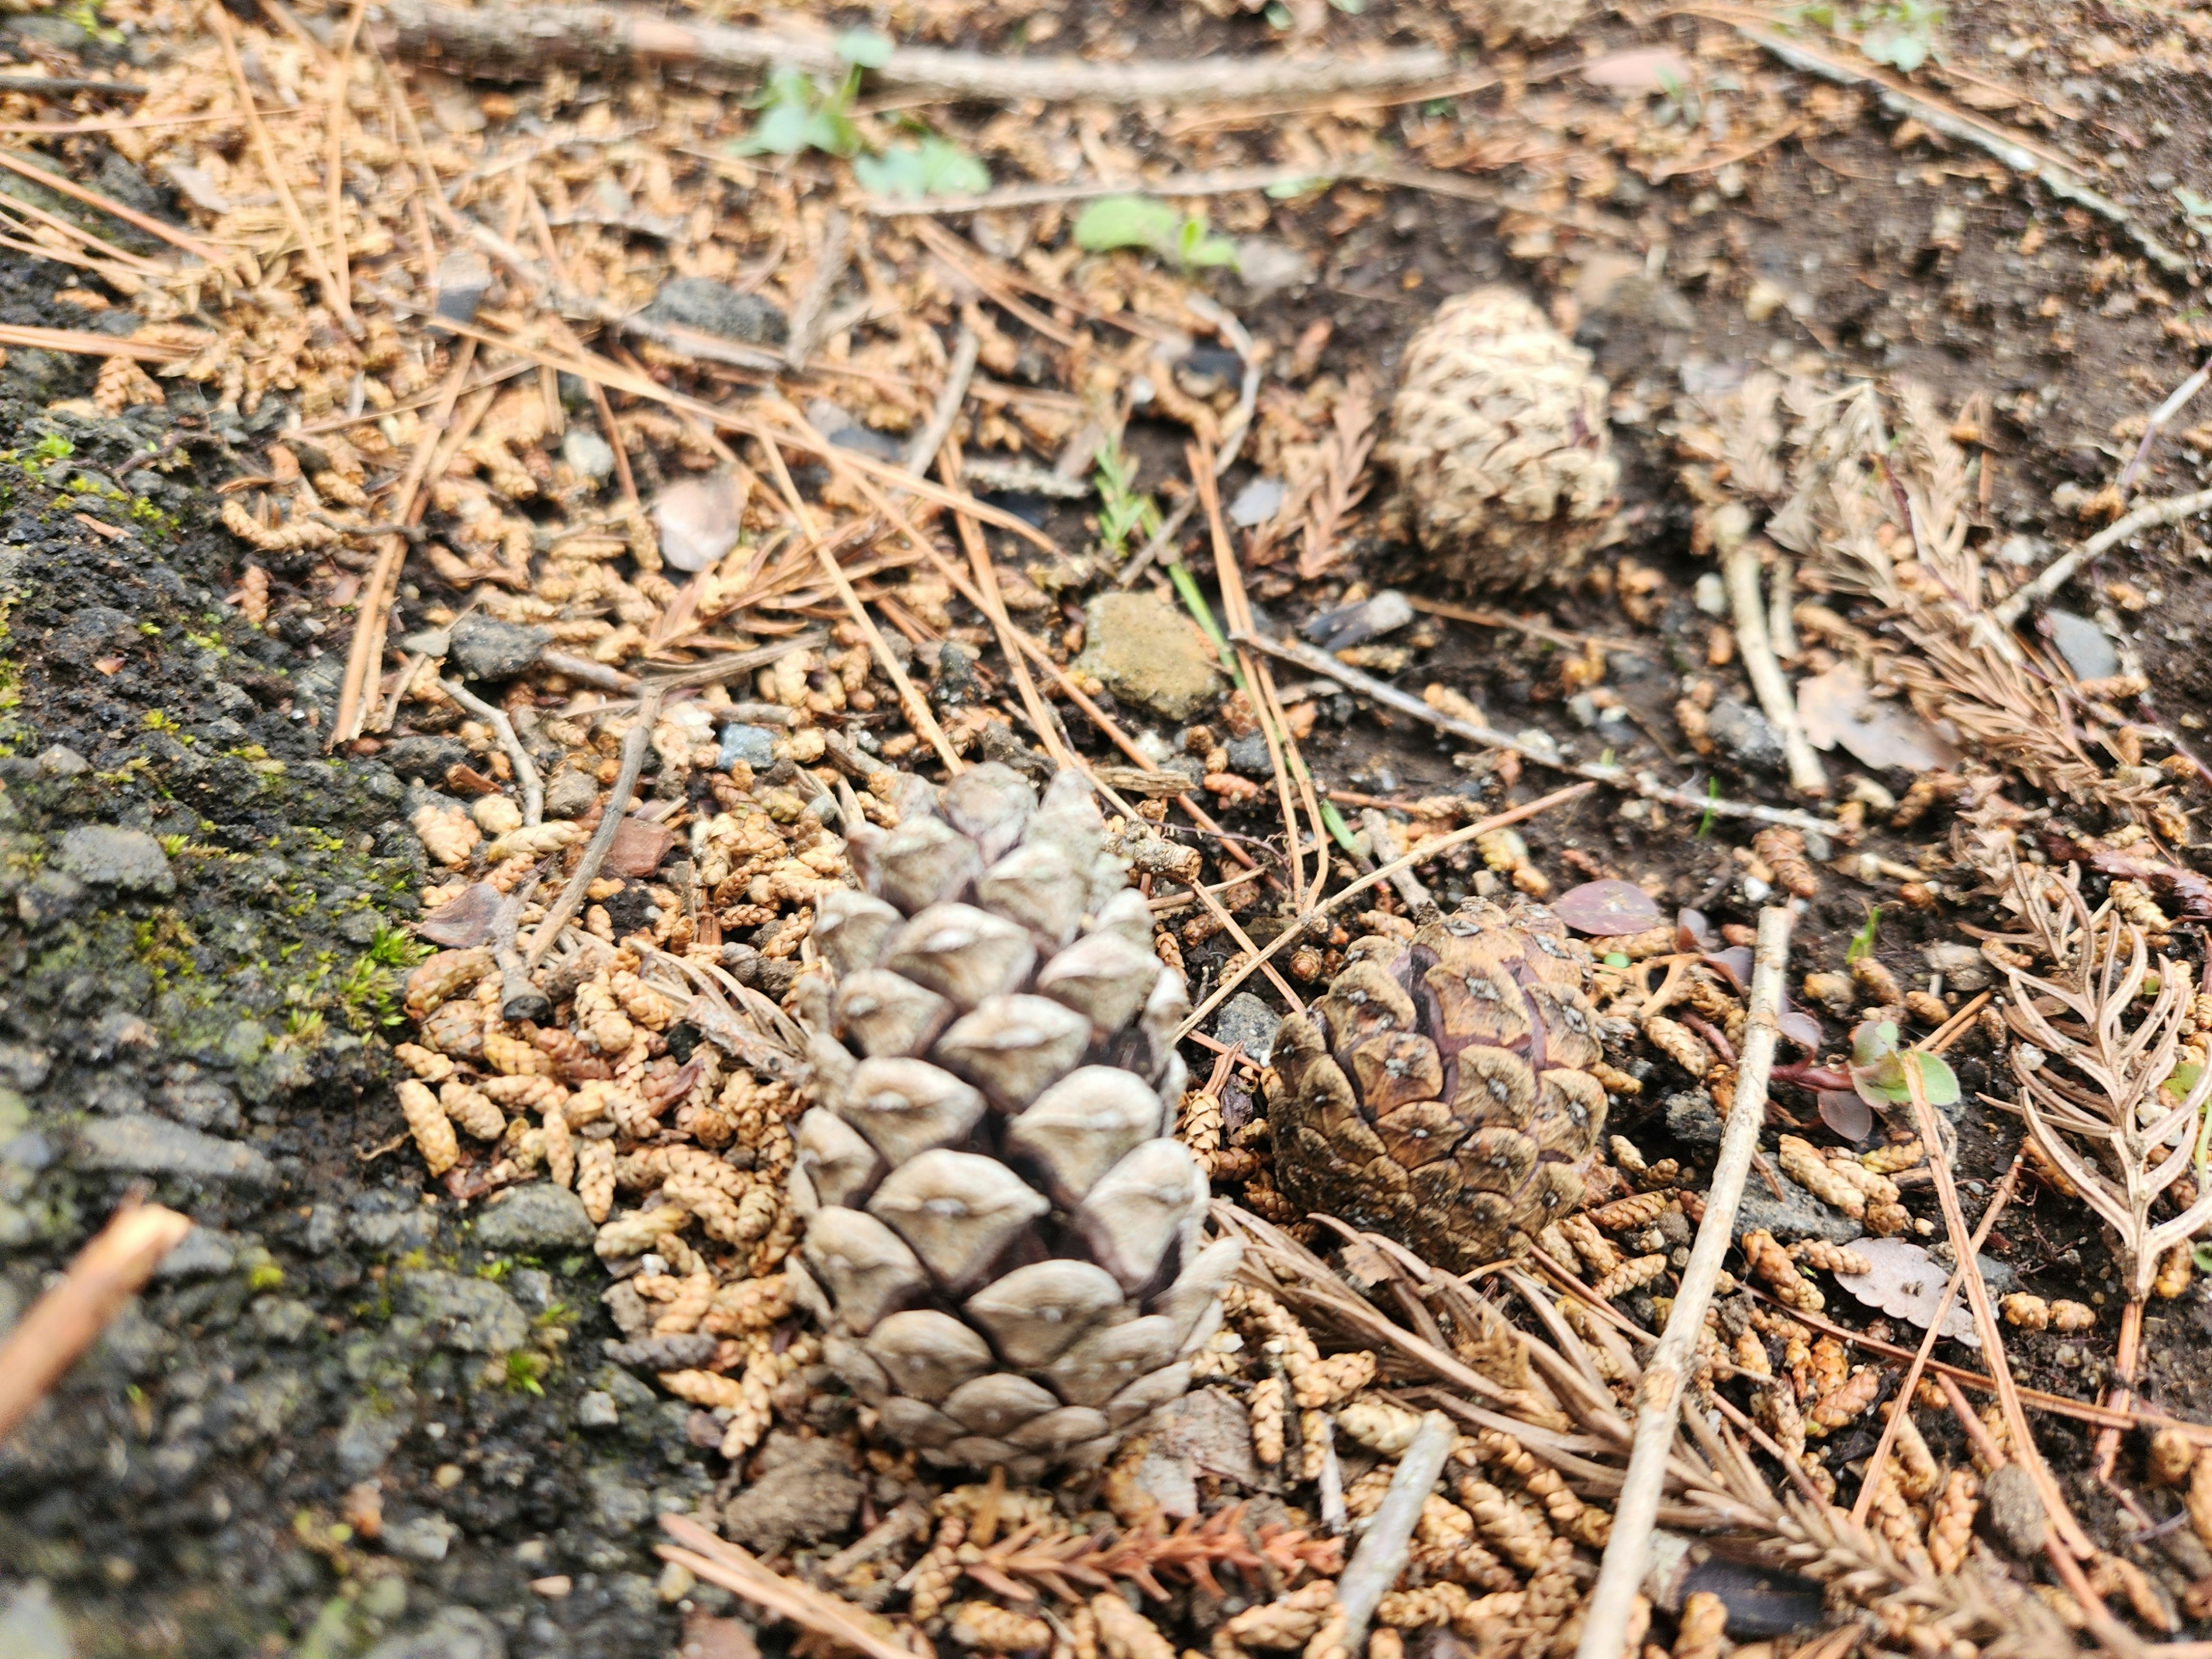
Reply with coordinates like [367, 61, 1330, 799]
[603, 817, 676, 878]
[1733, 1171, 1865, 1247]
[363, 1605, 506, 1659]
[55, 825, 173, 894]
[77, 1115, 273, 1185]
[653, 472, 745, 573]
[1075, 589, 1225, 722]
[448, 614, 549, 682]
[1982, 1463, 2046, 1557]
[395, 1269, 529, 1354]
[1706, 697, 1784, 772]
[641, 277, 789, 346]
[382, 735, 473, 782]
[720, 1434, 862, 1556]
[1214, 993, 1283, 1066]
[718, 725, 777, 771]
[473, 1183, 595, 1252]
[2044, 609, 2118, 683]
[544, 770, 600, 819]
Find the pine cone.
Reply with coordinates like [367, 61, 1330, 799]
[1380, 287, 1618, 591]
[790, 765, 1236, 1479]
[1268, 900, 1609, 1272]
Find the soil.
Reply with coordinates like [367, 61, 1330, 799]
[11, 0, 2212, 1650]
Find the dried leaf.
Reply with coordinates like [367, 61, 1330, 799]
[1555, 879, 1663, 937]
[1831, 1236, 1980, 1347]
[1796, 662, 1960, 774]
[419, 881, 504, 946]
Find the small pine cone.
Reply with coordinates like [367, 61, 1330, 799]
[1298, 1410, 1330, 1483]
[1297, 1351, 1377, 1409]
[1377, 1584, 1472, 1631]
[1092, 1593, 1177, 1659]
[440, 1080, 507, 1142]
[704, 1274, 793, 1335]
[1609, 1137, 1650, 1179]
[906, 1518, 968, 1623]
[1249, 1378, 1287, 1465]
[1588, 1191, 1670, 1230]
[1860, 1139, 1925, 1175]
[2156, 1241, 2194, 1300]
[1806, 1368, 1883, 1434]
[949, 1603, 1054, 1652]
[1789, 1240, 1872, 1277]
[1754, 1380, 1806, 1464]
[1732, 1330, 1771, 1378]
[1457, 1479, 1556, 1571]
[1344, 1466, 1397, 1521]
[1215, 1584, 1339, 1659]
[658, 1368, 747, 1410]
[2000, 1293, 2051, 1330]
[393, 1041, 455, 1082]
[1642, 1015, 1713, 1078]
[1338, 1396, 1426, 1456]
[2188, 1452, 2212, 1555]
[1590, 1253, 1669, 1300]
[1883, 1403, 1940, 1500]
[1589, 1059, 1642, 1096]
[652, 1271, 717, 1335]
[1862, 1200, 1911, 1237]
[407, 948, 494, 1018]
[1740, 1230, 1823, 1312]
[1672, 1592, 1726, 1659]
[1928, 1468, 1978, 1575]
[577, 1142, 615, 1222]
[1903, 990, 1948, 1027]
[541, 1107, 575, 1189]
[1868, 1465, 1932, 1572]
[482, 1028, 558, 1078]
[594, 1203, 690, 1259]
[397, 1079, 459, 1177]
[1558, 1214, 1623, 1280]
[1849, 955, 1904, 1005]
[2049, 1299, 2095, 1332]
[608, 968, 676, 1029]
[718, 1333, 814, 1462]
[1369, 1632, 1404, 1659]
[1775, 1137, 1868, 1218]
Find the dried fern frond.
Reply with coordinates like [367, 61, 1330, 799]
[1993, 858, 2212, 1304]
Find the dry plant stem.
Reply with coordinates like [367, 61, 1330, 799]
[904, 326, 982, 476]
[1235, 630, 1843, 836]
[524, 688, 661, 970]
[0, 325, 186, 362]
[1722, 541, 1825, 795]
[207, 2, 353, 331]
[2118, 359, 2211, 496]
[0, 146, 229, 272]
[1575, 904, 1795, 1659]
[784, 209, 852, 372]
[0, 1197, 192, 1444]
[1702, 6, 2187, 276]
[382, 2, 1450, 101]
[1991, 486, 2212, 628]
[1902, 1064, 2097, 1562]
[1847, 1147, 2025, 1528]
[1177, 781, 1598, 1039]
[1339, 1411, 1454, 1652]
[1359, 810, 1434, 912]
[441, 679, 543, 825]
[940, 436, 1070, 772]
[657, 1517, 914, 1659]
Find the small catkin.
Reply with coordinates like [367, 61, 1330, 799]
[1882, 1402, 1940, 1500]
[2155, 1241, 2194, 1300]
[392, 1041, 455, 1082]
[2189, 1452, 2212, 1555]
[1789, 1240, 1872, 1277]
[1337, 1396, 1426, 1457]
[948, 1603, 1054, 1652]
[1093, 1592, 1177, 1659]
[1249, 1377, 1287, 1466]
[1641, 1016, 1714, 1079]
[1673, 1592, 1727, 1659]
[2000, 1293, 2051, 1330]
[2150, 1428, 2198, 1488]
[1740, 1230, 1823, 1312]
[577, 1141, 615, 1222]
[1587, 1191, 1670, 1230]
[1732, 1331, 1772, 1378]
[1558, 1214, 1624, 1280]
[1861, 1138, 1926, 1175]
[440, 1079, 508, 1142]
[1928, 1469, 1979, 1575]
[397, 1078, 459, 1176]
[1806, 1369, 1883, 1434]
[1590, 1253, 1670, 1300]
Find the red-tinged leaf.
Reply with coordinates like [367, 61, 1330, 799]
[1818, 1090, 1874, 1141]
[1702, 946, 1753, 992]
[419, 881, 502, 946]
[1555, 878, 1664, 936]
[1778, 1003, 1825, 1052]
[1677, 907, 1718, 951]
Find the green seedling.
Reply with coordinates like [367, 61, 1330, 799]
[1074, 195, 1238, 270]
[1847, 1018, 1959, 1111]
[1846, 905, 1881, 963]
[855, 135, 991, 200]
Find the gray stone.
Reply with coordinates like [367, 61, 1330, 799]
[251, 1296, 317, 1344]
[433, 249, 493, 328]
[153, 1228, 239, 1280]
[77, 1116, 274, 1185]
[338, 1397, 413, 1478]
[16, 870, 82, 929]
[473, 1183, 594, 1253]
[720, 1435, 862, 1556]
[382, 1515, 457, 1564]
[35, 745, 86, 777]
[1706, 698, 1785, 772]
[1075, 589, 1226, 722]
[362, 1605, 505, 1659]
[1927, 1241, 2020, 1296]
[577, 1390, 620, 1430]
[1733, 1172, 1865, 1247]
[718, 724, 778, 771]
[1982, 1463, 2046, 1557]
[448, 614, 550, 682]
[641, 277, 789, 346]
[2044, 609, 2119, 683]
[382, 735, 472, 782]
[55, 825, 174, 894]
[562, 429, 616, 483]
[543, 770, 600, 819]
[1225, 733, 1271, 775]
[1923, 941, 1991, 994]
[395, 1270, 529, 1354]
[304, 1205, 344, 1255]
[1213, 993, 1283, 1067]
[1664, 1089, 1723, 1146]
[653, 472, 745, 573]
[602, 1278, 654, 1339]
[0, 1581, 71, 1659]
[605, 1332, 719, 1373]
[586, 1464, 655, 1533]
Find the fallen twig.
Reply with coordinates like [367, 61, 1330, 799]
[441, 678, 543, 826]
[380, 2, 1450, 102]
[1234, 628, 1844, 835]
[1575, 904, 1795, 1659]
[658, 1516, 915, 1659]
[525, 686, 662, 969]
[2118, 359, 2212, 497]
[1992, 486, 2212, 628]
[1723, 538, 1825, 795]
[1338, 1411, 1453, 1653]
[0, 1195, 192, 1445]
[903, 325, 982, 478]
[0, 324, 188, 362]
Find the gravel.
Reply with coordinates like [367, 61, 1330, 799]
[473, 1183, 596, 1252]
[53, 825, 174, 893]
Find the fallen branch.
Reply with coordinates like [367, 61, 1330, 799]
[1575, 904, 1794, 1659]
[1991, 486, 2212, 628]
[524, 685, 661, 969]
[0, 1196, 193, 1445]
[379, 2, 1450, 101]
[441, 677, 543, 826]
[1338, 1412, 1453, 1653]
[1723, 538, 1825, 795]
[1234, 629, 1844, 836]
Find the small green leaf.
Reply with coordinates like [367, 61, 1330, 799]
[836, 28, 895, 67]
[1902, 1051, 1959, 1107]
[738, 96, 814, 156]
[2165, 1060, 2206, 1104]
[1264, 175, 1334, 200]
[855, 136, 991, 199]
[1075, 195, 1183, 255]
[1846, 905, 1881, 963]
[1604, 951, 1631, 969]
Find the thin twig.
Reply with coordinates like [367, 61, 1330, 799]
[1992, 486, 2212, 628]
[657, 1516, 915, 1659]
[525, 687, 662, 969]
[382, 2, 1450, 101]
[0, 1196, 192, 1445]
[1339, 1412, 1453, 1652]
[903, 325, 982, 478]
[0, 324, 188, 362]
[1723, 539, 1825, 794]
[784, 209, 851, 372]
[1175, 782, 1597, 1039]
[2119, 359, 2212, 497]
[1358, 810, 1433, 912]
[1234, 629, 1845, 835]
[441, 678, 543, 825]
[1575, 904, 1796, 1659]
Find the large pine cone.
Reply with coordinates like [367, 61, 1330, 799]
[1268, 901, 1608, 1272]
[787, 765, 1234, 1479]
[1380, 286, 1618, 592]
